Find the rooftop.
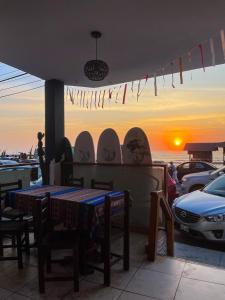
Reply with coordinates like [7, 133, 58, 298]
[1, 1, 225, 87]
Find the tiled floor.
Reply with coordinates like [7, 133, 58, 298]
[1, 233, 225, 300]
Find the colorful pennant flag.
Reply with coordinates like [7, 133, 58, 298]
[102, 90, 105, 108]
[94, 91, 97, 109]
[122, 84, 127, 104]
[171, 61, 175, 88]
[179, 57, 183, 84]
[198, 44, 205, 72]
[209, 38, 216, 66]
[220, 29, 225, 60]
[154, 74, 157, 96]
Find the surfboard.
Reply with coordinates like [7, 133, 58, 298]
[97, 128, 122, 164]
[54, 137, 73, 184]
[74, 131, 95, 163]
[123, 127, 152, 164]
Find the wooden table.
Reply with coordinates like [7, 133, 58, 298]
[8, 186, 123, 229]
[7, 185, 80, 215]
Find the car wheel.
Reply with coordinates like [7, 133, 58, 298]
[189, 184, 204, 192]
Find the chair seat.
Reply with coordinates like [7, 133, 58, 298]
[0, 220, 26, 233]
[42, 230, 79, 249]
[2, 207, 25, 220]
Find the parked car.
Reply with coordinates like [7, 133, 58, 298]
[173, 174, 225, 241]
[0, 159, 19, 166]
[168, 174, 178, 206]
[176, 161, 217, 182]
[0, 159, 39, 181]
[181, 165, 225, 194]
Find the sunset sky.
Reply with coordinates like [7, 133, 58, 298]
[0, 63, 225, 154]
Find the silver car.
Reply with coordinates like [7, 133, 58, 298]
[173, 174, 225, 242]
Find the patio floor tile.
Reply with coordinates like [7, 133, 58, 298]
[183, 262, 225, 285]
[18, 278, 73, 300]
[5, 292, 32, 299]
[118, 291, 156, 300]
[63, 280, 122, 300]
[0, 287, 14, 299]
[125, 268, 180, 300]
[0, 265, 37, 292]
[141, 256, 185, 276]
[175, 277, 225, 300]
[84, 262, 138, 290]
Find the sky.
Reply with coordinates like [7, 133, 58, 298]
[0, 63, 225, 154]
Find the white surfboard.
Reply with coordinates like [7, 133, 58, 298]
[74, 131, 95, 163]
[97, 128, 122, 164]
[123, 127, 152, 164]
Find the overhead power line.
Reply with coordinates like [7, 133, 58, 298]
[0, 74, 31, 84]
[0, 85, 44, 99]
[0, 70, 21, 77]
[0, 79, 42, 92]
[0, 72, 27, 83]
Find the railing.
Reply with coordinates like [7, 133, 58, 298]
[0, 162, 40, 181]
[146, 189, 174, 261]
[0, 162, 39, 169]
[61, 161, 173, 261]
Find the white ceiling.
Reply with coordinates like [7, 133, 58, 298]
[0, 0, 224, 87]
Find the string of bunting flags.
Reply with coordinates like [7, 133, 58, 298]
[66, 28, 225, 110]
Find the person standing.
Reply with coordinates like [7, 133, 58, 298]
[169, 161, 178, 183]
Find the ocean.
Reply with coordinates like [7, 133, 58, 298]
[151, 149, 224, 165]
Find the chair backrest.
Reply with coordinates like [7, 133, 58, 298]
[0, 179, 22, 201]
[91, 179, 114, 191]
[0, 180, 22, 215]
[104, 190, 130, 242]
[66, 177, 84, 188]
[32, 193, 51, 244]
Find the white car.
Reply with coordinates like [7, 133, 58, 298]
[181, 166, 225, 194]
[173, 175, 225, 242]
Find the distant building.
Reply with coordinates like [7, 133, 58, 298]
[184, 142, 225, 163]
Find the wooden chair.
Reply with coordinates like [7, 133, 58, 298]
[66, 177, 84, 188]
[33, 193, 79, 294]
[88, 190, 130, 286]
[0, 180, 29, 254]
[91, 179, 114, 191]
[0, 220, 26, 269]
[0, 180, 24, 220]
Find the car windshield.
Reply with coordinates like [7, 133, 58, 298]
[203, 175, 225, 197]
[0, 160, 18, 165]
[210, 166, 225, 176]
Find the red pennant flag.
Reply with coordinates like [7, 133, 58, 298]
[109, 89, 112, 99]
[179, 57, 183, 84]
[122, 84, 127, 104]
[198, 44, 205, 72]
[144, 74, 149, 83]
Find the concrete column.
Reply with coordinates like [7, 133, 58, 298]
[45, 79, 64, 163]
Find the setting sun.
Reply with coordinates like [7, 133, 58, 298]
[174, 138, 183, 147]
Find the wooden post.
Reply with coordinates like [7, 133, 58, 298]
[147, 192, 160, 261]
